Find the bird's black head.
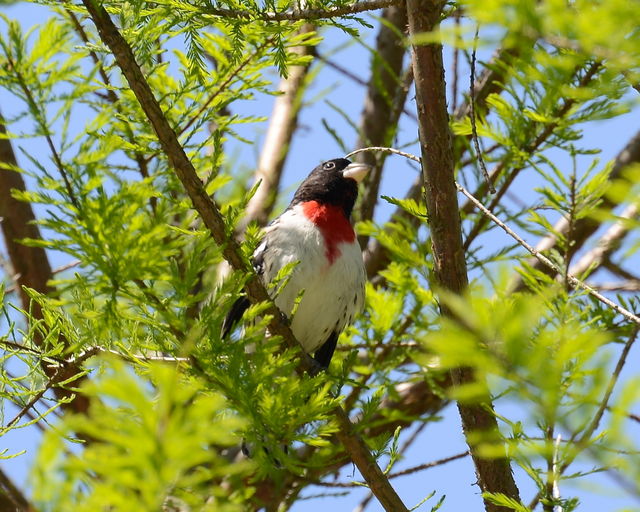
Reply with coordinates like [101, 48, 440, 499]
[290, 158, 370, 218]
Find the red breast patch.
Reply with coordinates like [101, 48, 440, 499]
[301, 201, 355, 264]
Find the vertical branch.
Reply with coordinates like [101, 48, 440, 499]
[405, 1, 521, 511]
[238, 24, 315, 231]
[353, 4, 408, 238]
[364, 44, 518, 279]
[0, 116, 89, 413]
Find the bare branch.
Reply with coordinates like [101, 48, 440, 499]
[462, 61, 603, 249]
[309, 451, 468, 487]
[239, 25, 315, 230]
[569, 202, 638, 277]
[589, 281, 640, 292]
[352, 145, 640, 326]
[81, 3, 408, 510]
[0, 116, 90, 414]
[511, 127, 640, 291]
[457, 183, 640, 325]
[388, 451, 469, 478]
[573, 327, 639, 449]
[469, 25, 494, 193]
[0, 468, 35, 512]
[363, 44, 521, 280]
[353, 4, 409, 237]
[203, 0, 399, 21]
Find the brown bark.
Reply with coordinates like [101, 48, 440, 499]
[364, 44, 519, 279]
[0, 117, 89, 414]
[0, 122, 53, 307]
[406, 1, 521, 510]
[0, 469, 34, 512]
[81, 3, 408, 510]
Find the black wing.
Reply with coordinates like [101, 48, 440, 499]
[221, 296, 251, 339]
[312, 331, 339, 370]
[221, 240, 268, 338]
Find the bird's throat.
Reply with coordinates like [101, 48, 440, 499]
[301, 201, 356, 264]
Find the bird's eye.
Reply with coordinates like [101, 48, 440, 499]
[323, 161, 336, 170]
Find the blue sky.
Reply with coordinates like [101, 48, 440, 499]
[1, 2, 639, 512]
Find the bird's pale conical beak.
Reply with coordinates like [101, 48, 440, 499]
[342, 162, 370, 183]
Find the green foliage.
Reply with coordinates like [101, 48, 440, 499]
[0, 0, 639, 510]
[32, 359, 249, 511]
[416, 275, 639, 505]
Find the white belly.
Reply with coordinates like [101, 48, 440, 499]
[257, 205, 365, 353]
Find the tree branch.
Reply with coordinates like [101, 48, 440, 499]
[0, 468, 35, 512]
[569, 202, 638, 277]
[458, 183, 640, 325]
[462, 61, 603, 249]
[405, 2, 521, 510]
[80, 3, 408, 510]
[238, 24, 315, 231]
[363, 43, 521, 280]
[203, 0, 399, 21]
[354, 144, 640, 326]
[353, 4, 409, 240]
[0, 116, 90, 414]
[510, 127, 640, 292]
[251, 375, 451, 507]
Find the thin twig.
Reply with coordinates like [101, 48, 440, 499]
[450, 12, 461, 114]
[511, 127, 640, 291]
[389, 450, 469, 478]
[351, 145, 640, 327]
[4, 55, 80, 210]
[203, 0, 399, 21]
[528, 327, 640, 510]
[573, 327, 639, 450]
[5, 259, 81, 294]
[2, 368, 62, 433]
[310, 451, 469, 487]
[469, 25, 494, 193]
[590, 281, 640, 292]
[458, 184, 640, 326]
[462, 60, 603, 250]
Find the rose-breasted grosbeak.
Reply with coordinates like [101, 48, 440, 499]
[222, 158, 369, 370]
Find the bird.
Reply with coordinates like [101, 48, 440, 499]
[222, 158, 369, 370]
